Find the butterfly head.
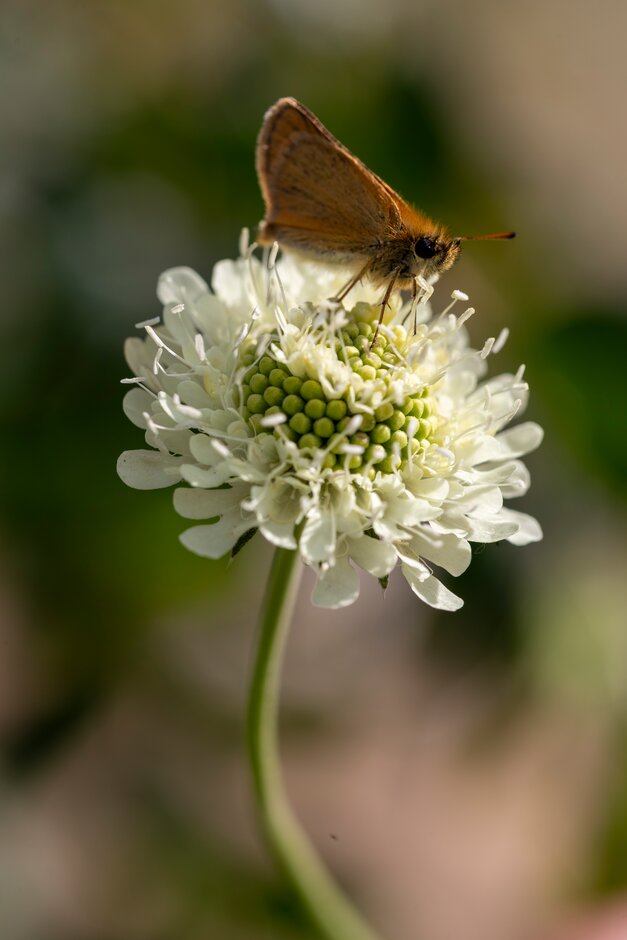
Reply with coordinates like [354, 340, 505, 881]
[411, 233, 461, 280]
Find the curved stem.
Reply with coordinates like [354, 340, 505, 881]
[247, 548, 382, 940]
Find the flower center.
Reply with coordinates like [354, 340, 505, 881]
[236, 310, 439, 475]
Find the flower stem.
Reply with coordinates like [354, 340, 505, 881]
[247, 547, 382, 940]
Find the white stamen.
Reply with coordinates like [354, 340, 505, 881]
[153, 345, 164, 374]
[492, 327, 509, 354]
[176, 402, 203, 419]
[340, 444, 365, 455]
[260, 412, 287, 428]
[171, 303, 185, 315]
[344, 415, 363, 435]
[268, 241, 280, 268]
[239, 227, 250, 257]
[194, 333, 206, 360]
[211, 439, 231, 459]
[436, 446, 455, 461]
[135, 316, 161, 329]
[457, 307, 475, 327]
[452, 290, 469, 302]
[481, 337, 495, 359]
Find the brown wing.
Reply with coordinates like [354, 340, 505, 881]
[256, 98, 412, 261]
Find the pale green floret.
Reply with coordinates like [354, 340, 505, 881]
[301, 380, 323, 401]
[289, 413, 311, 435]
[372, 424, 391, 445]
[326, 400, 346, 421]
[238, 314, 439, 473]
[283, 375, 303, 395]
[299, 432, 322, 449]
[247, 393, 265, 414]
[269, 368, 288, 387]
[283, 394, 304, 416]
[305, 399, 326, 420]
[249, 373, 269, 394]
[263, 386, 285, 407]
[314, 417, 335, 438]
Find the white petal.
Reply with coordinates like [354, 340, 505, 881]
[464, 516, 519, 543]
[122, 387, 152, 429]
[453, 484, 503, 514]
[157, 267, 209, 306]
[124, 336, 155, 377]
[501, 509, 543, 545]
[410, 531, 471, 576]
[463, 436, 507, 466]
[212, 258, 256, 308]
[173, 484, 248, 519]
[496, 422, 544, 458]
[189, 434, 225, 466]
[311, 557, 360, 608]
[117, 450, 184, 489]
[402, 566, 464, 611]
[146, 427, 194, 457]
[180, 463, 235, 488]
[260, 521, 298, 549]
[406, 477, 449, 502]
[500, 461, 531, 498]
[179, 513, 245, 559]
[300, 510, 336, 564]
[347, 535, 397, 577]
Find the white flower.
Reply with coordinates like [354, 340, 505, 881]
[118, 235, 543, 610]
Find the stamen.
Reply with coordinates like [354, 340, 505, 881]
[239, 227, 250, 257]
[492, 327, 509, 354]
[481, 337, 495, 359]
[211, 439, 231, 459]
[194, 333, 206, 360]
[260, 412, 287, 428]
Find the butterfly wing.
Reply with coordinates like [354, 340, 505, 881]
[256, 98, 411, 262]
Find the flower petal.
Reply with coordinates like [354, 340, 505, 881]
[312, 557, 360, 608]
[410, 531, 471, 576]
[496, 422, 544, 458]
[501, 509, 543, 545]
[122, 387, 152, 429]
[300, 510, 336, 564]
[173, 484, 248, 519]
[157, 267, 209, 306]
[260, 521, 298, 549]
[117, 450, 184, 489]
[347, 535, 397, 577]
[179, 512, 245, 559]
[401, 565, 464, 611]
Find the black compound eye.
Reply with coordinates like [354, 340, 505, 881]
[414, 236, 438, 259]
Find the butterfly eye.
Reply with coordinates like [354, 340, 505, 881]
[414, 236, 437, 259]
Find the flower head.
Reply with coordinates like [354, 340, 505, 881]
[118, 236, 542, 609]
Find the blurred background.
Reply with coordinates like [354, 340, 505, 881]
[1, 1, 626, 939]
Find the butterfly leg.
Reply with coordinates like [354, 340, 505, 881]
[333, 260, 372, 304]
[371, 269, 401, 347]
[411, 277, 419, 334]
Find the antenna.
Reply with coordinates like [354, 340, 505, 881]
[456, 231, 516, 242]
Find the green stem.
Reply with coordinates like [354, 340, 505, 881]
[247, 547, 382, 940]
